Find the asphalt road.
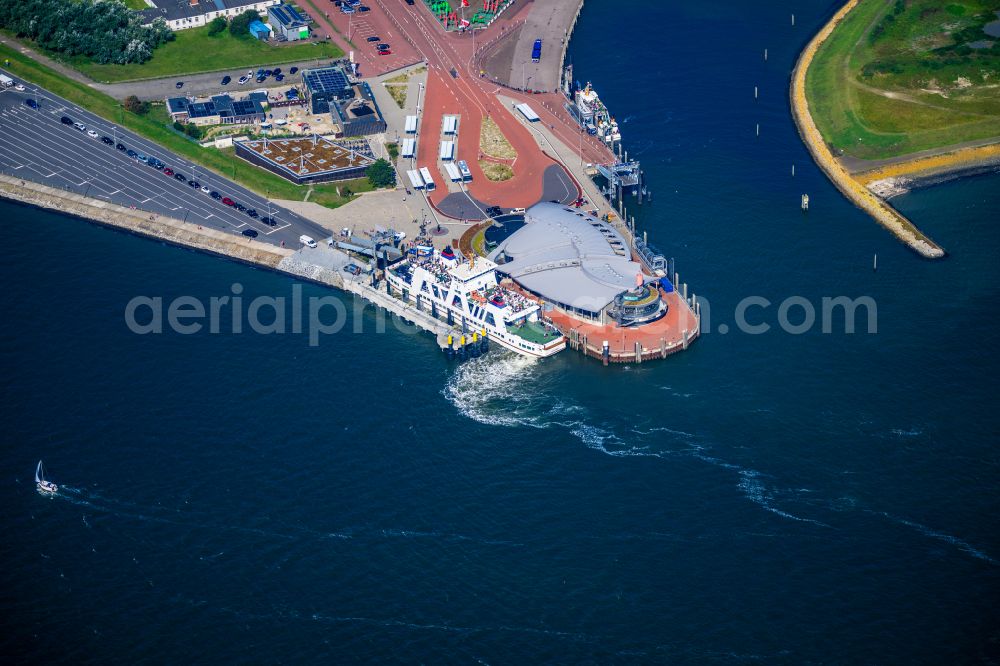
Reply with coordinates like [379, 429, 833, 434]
[95, 59, 332, 100]
[0, 72, 331, 249]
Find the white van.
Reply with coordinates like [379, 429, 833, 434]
[299, 235, 317, 248]
[510, 207, 526, 214]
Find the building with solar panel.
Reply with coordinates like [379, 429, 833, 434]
[267, 3, 309, 41]
[302, 66, 387, 137]
[166, 94, 266, 126]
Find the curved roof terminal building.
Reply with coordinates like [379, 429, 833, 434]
[488, 202, 668, 326]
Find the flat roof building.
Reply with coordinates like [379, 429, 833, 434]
[249, 19, 272, 40]
[268, 3, 309, 41]
[235, 135, 375, 184]
[328, 82, 387, 137]
[439, 140, 454, 161]
[302, 66, 354, 114]
[166, 94, 266, 126]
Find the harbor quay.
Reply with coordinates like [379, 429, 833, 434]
[0, 0, 701, 364]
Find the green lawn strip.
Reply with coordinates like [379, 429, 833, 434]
[67, 27, 343, 83]
[120, 0, 148, 9]
[0, 41, 369, 208]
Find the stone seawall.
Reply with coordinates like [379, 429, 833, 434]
[789, 0, 946, 260]
[0, 175, 294, 268]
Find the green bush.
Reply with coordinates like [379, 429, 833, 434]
[0, 0, 173, 64]
[229, 9, 259, 39]
[366, 158, 396, 188]
[124, 94, 149, 115]
[207, 16, 227, 36]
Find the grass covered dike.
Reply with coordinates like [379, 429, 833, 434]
[0, 41, 372, 209]
[805, 0, 1000, 161]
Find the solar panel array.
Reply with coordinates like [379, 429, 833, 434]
[303, 67, 350, 96]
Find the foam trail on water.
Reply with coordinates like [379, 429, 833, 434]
[738, 471, 830, 527]
[443, 352, 546, 428]
[444, 353, 829, 526]
[869, 510, 997, 565]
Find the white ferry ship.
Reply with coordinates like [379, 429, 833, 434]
[570, 82, 621, 145]
[386, 246, 566, 358]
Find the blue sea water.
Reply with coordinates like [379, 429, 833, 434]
[2, 1, 999, 663]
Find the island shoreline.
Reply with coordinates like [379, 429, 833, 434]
[790, 0, 947, 259]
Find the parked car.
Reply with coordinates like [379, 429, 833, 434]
[242, 229, 258, 238]
[14, 83, 25, 91]
[246, 209, 258, 218]
[357, 5, 370, 12]
[221, 75, 231, 85]
[299, 235, 318, 248]
[60, 116, 73, 125]
[343, 263, 362, 275]
[24, 99, 38, 109]
[210, 191, 221, 199]
[377, 49, 392, 56]
[188, 180, 200, 188]
[222, 197, 235, 206]
[366, 36, 380, 42]
[272, 68, 282, 75]
[201, 186, 210, 194]
[163, 167, 175, 176]
[377, 43, 390, 50]
[175, 81, 183, 89]
[275, 74, 284, 82]
[100, 136, 113, 145]
[116, 143, 127, 151]
[234, 203, 246, 212]
[174, 172, 186, 181]
[289, 67, 298, 74]
[261, 216, 275, 226]
[126, 149, 137, 158]
[73, 122, 86, 131]
[238, 75, 250, 85]
[87, 129, 99, 138]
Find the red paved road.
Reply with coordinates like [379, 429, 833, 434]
[299, 0, 423, 76]
[302, 0, 616, 211]
[376, 0, 598, 209]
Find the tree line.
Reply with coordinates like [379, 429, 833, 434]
[0, 0, 173, 65]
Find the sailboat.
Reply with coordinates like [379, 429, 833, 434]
[35, 460, 58, 494]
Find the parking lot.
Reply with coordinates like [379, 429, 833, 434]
[0, 75, 332, 248]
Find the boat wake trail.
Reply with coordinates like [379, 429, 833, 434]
[867, 510, 997, 565]
[47, 485, 521, 551]
[737, 471, 830, 528]
[443, 353, 827, 527]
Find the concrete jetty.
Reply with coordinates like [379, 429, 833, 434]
[480, 0, 585, 92]
[1, 174, 477, 354]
